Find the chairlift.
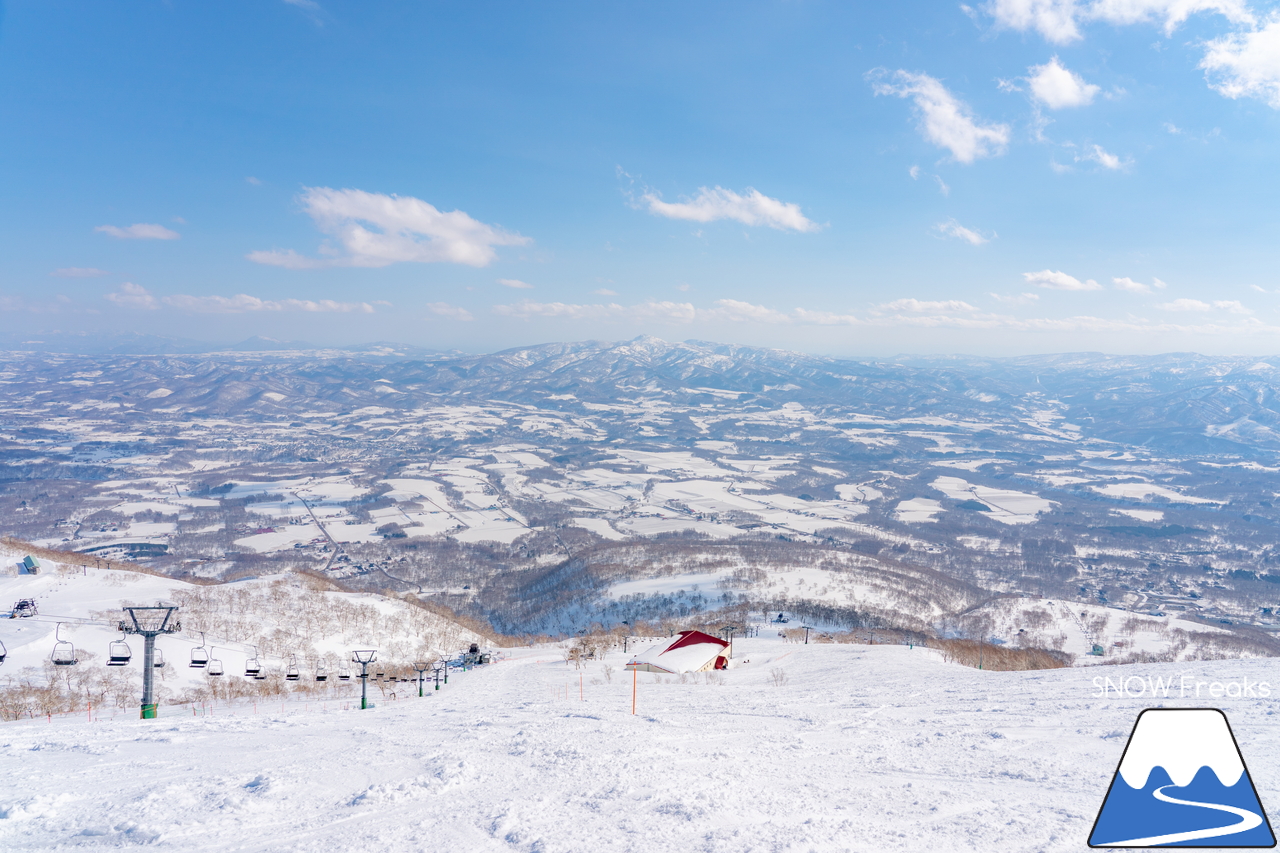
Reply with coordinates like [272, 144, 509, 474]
[337, 665, 351, 682]
[51, 623, 78, 666]
[153, 648, 166, 668]
[285, 654, 300, 682]
[245, 646, 261, 677]
[0, 639, 7, 665]
[315, 661, 328, 683]
[190, 632, 209, 668]
[107, 632, 133, 666]
[207, 648, 224, 677]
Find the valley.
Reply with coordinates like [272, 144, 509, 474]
[3, 337, 1280, 660]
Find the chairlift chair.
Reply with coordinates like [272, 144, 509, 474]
[51, 623, 78, 666]
[285, 654, 300, 682]
[190, 632, 209, 668]
[153, 648, 166, 668]
[337, 666, 351, 681]
[245, 646, 262, 677]
[315, 661, 328, 683]
[207, 650, 225, 677]
[107, 634, 132, 666]
[0, 639, 7, 665]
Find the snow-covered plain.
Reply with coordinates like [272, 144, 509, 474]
[3, 638, 1280, 852]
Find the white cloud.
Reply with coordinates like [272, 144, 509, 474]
[909, 165, 922, 179]
[935, 219, 991, 245]
[1028, 57, 1100, 108]
[879, 298, 979, 313]
[1153, 297, 1252, 314]
[51, 267, 108, 278]
[1023, 269, 1102, 290]
[162, 294, 374, 313]
[639, 186, 819, 232]
[792, 308, 862, 325]
[95, 223, 180, 240]
[105, 283, 159, 309]
[1113, 276, 1168, 293]
[1214, 299, 1253, 314]
[1090, 0, 1253, 34]
[706, 299, 794, 324]
[1202, 20, 1280, 108]
[593, 288, 618, 296]
[986, 0, 1253, 42]
[990, 292, 1041, 304]
[1079, 144, 1129, 169]
[1250, 284, 1269, 292]
[248, 187, 530, 269]
[246, 176, 262, 185]
[1159, 297, 1212, 311]
[426, 302, 474, 321]
[497, 278, 534, 289]
[870, 70, 1011, 163]
[986, 0, 1084, 43]
[493, 300, 697, 323]
[105, 283, 374, 313]
[474, 295, 1280, 337]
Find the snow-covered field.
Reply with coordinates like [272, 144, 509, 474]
[931, 476, 1053, 524]
[3, 637, 1279, 852]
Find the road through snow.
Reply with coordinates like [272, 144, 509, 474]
[2, 638, 1279, 852]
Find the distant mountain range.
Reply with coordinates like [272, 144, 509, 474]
[6, 334, 1280, 454]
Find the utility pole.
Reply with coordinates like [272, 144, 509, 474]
[413, 660, 431, 697]
[352, 650, 377, 709]
[801, 625, 814, 645]
[121, 606, 180, 719]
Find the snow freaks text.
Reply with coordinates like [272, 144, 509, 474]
[1092, 674, 1272, 699]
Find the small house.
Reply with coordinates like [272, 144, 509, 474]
[625, 630, 730, 674]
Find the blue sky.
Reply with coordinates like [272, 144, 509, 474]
[4, 0, 1280, 355]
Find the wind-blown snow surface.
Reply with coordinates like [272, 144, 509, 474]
[3, 639, 1280, 851]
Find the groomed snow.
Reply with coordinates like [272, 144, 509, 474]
[4, 639, 1280, 851]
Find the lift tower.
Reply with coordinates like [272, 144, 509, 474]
[120, 606, 180, 719]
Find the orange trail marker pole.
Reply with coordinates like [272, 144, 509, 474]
[631, 668, 636, 715]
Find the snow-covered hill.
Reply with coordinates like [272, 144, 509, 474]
[0, 546, 487, 715]
[953, 597, 1251, 664]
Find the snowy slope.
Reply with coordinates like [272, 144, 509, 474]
[956, 597, 1238, 664]
[2, 634, 1279, 851]
[0, 550, 487, 710]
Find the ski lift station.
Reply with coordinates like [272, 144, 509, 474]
[624, 629, 730, 674]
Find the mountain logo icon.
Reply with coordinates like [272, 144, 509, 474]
[1089, 708, 1276, 848]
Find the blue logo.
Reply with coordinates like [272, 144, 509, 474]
[1090, 708, 1275, 848]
